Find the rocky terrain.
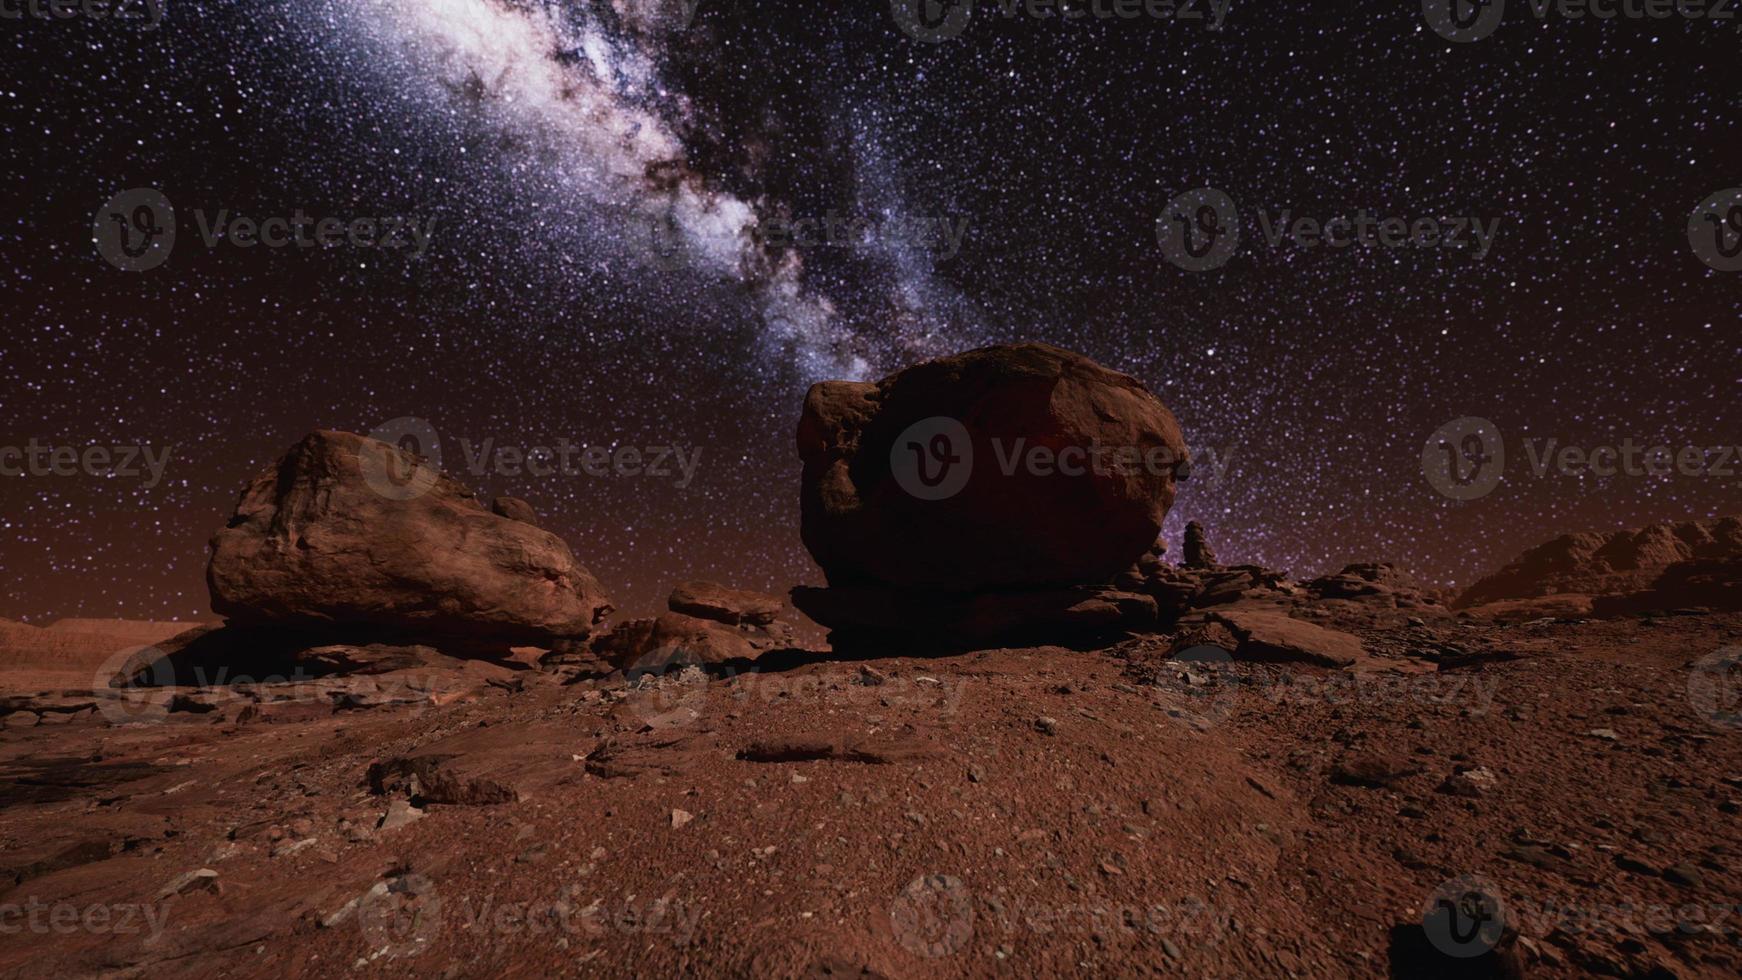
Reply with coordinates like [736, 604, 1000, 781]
[2, 345, 1739, 978]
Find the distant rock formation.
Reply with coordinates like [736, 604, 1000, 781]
[1456, 516, 1742, 611]
[207, 430, 612, 643]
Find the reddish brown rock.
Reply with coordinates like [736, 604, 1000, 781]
[592, 612, 757, 671]
[668, 581, 783, 626]
[797, 343, 1189, 592]
[489, 496, 540, 527]
[207, 431, 612, 643]
[1183, 521, 1218, 569]
[367, 723, 592, 805]
[1456, 516, 1742, 609]
[1205, 608, 1367, 668]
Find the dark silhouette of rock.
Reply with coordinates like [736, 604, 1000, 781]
[790, 584, 1157, 647]
[1183, 521, 1218, 569]
[1457, 516, 1742, 609]
[1591, 557, 1742, 617]
[797, 343, 1189, 593]
[207, 431, 612, 643]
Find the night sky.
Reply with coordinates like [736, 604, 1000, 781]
[2, 0, 1738, 624]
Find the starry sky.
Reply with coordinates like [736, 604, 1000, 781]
[1, 0, 1738, 623]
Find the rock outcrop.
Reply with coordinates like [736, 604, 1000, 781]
[1456, 516, 1742, 611]
[489, 496, 540, 527]
[1183, 521, 1218, 569]
[580, 582, 794, 673]
[207, 431, 612, 643]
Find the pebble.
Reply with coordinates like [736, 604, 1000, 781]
[158, 868, 220, 899]
[1035, 717, 1059, 736]
[378, 800, 425, 832]
[1664, 863, 1703, 888]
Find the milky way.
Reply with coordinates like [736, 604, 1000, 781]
[0, 1, 1737, 621]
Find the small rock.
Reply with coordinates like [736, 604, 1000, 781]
[1587, 728, 1620, 741]
[1438, 767, 1498, 798]
[378, 800, 425, 832]
[1034, 717, 1059, 736]
[856, 665, 887, 686]
[671, 808, 694, 829]
[1664, 863, 1702, 889]
[158, 868, 220, 899]
[1614, 854, 1657, 876]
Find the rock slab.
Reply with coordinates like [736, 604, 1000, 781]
[207, 431, 612, 642]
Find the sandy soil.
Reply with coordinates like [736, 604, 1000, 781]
[1, 603, 1739, 978]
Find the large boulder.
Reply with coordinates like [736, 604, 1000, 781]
[1456, 516, 1742, 609]
[208, 431, 612, 642]
[797, 343, 1189, 592]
